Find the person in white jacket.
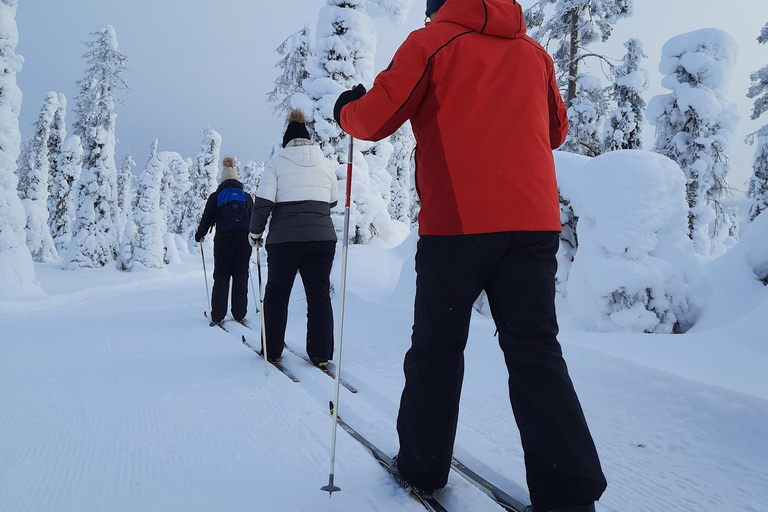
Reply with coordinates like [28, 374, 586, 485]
[249, 109, 338, 365]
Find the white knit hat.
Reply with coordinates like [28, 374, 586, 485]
[220, 155, 240, 183]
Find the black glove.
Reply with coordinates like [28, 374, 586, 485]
[333, 83, 367, 128]
[195, 233, 204, 243]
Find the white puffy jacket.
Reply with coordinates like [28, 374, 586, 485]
[249, 139, 339, 245]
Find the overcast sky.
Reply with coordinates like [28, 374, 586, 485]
[14, 0, 768, 201]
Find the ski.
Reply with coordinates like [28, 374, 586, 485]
[203, 311, 229, 332]
[449, 458, 527, 512]
[333, 411, 448, 512]
[241, 335, 300, 383]
[283, 344, 358, 393]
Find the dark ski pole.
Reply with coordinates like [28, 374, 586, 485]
[322, 135, 354, 496]
[200, 244, 213, 321]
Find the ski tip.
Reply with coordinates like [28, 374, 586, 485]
[242, 335, 246, 343]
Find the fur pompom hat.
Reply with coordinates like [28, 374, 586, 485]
[282, 109, 311, 148]
[220, 155, 240, 183]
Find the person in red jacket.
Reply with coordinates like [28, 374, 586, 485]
[333, 1, 606, 511]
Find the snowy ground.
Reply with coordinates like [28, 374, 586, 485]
[1, 238, 767, 512]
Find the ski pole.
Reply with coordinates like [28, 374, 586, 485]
[256, 246, 269, 377]
[321, 134, 354, 496]
[201, 244, 213, 321]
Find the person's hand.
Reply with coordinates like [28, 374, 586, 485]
[248, 232, 263, 248]
[333, 83, 367, 127]
[195, 233, 204, 243]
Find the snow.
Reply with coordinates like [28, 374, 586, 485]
[2, 218, 768, 511]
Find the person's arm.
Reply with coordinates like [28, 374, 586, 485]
[547, 64, 569, 149]
[249, 162, 278, 237]
[194, 194, 217, 242]
[335, 31, 433, 142]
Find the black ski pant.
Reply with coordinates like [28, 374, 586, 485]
[211, 232, 252, 323]
[263, 241, 335, 362]
[396, 231, 606, 511]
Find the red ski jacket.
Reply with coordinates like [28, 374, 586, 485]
[339, 0, 567, 235]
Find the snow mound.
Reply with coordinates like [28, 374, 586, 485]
[565, 150, 700, 333]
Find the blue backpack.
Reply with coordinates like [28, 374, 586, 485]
[217, 187, 251, 232]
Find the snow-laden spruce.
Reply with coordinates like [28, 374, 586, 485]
[268, 24, 316, 123]
[525, 0, 633, 157]
[17, 92, 59, 262]
[0, 0, 38, 299]
[566, 150, 699, 333]
[162, 152, 190, 236]
[131, 151, 167, 269]
[241, 159, 264, 198]
[746, 21, 768, 222]
[648, 28, 740, 259]
[62, 25, 129, 269]
[603, 38, 649, 152]
[181, 127, 220, 249]
[46, 93, 67, 217]
[49, 136, 83, 252]
[297, 0, 404, 245]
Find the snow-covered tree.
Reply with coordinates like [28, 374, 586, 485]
[242, 159, 264, 197]
[298, 0, 402, 244]
[603, 38, 648, 152]
[563, 74, 608, 156]
[18, 92, 59, 262]
[131, 156, 165, 269]
[525, 0, 633, 156]
[408, 144, 420, 227]
[386, 122, 414, 224]
[181, 127, 221, 248]
[49, 136, 83, 252]
[63, 25, 129, 269]
[746, 22, 768, 222]
[162, 152, 190, 235]
[47, 93, 67, 206]
[648, 29, 740, 257]
[116, 153, 135, 239]
[0, 0, 37, 298]
[268, 24, 316, 125]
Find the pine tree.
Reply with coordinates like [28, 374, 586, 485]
[181, 127, 221, 247]
[386, 122, 415, 224]
[648, 28, 740, 257]
[47, 93, 67, 212]
[131, 156, 165, 269]
[746, 22, 768, 222]
[0, 0, 37, 297]
[525, 0, 633, 156]
[18, 92, 59, 262]
[603, 38, 648, 152]
[49, 136, 83, 252]
[116, 153, 136, 242]
[242, 159, 264, 198]
[63, 25, 129, 269]
[301, 0, 399, 244]
[268, 24, 316, 123]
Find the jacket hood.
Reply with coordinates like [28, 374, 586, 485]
[279, 144, 325, 168]
[432, 0, 526, 39]
[217, 179, 243, 191]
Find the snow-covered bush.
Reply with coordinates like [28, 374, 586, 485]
[648, 28, 740, 258]
[0, 0, 37, 298]
[566, 150, 699, 333]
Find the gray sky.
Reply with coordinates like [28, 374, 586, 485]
[14, 0, 768, 201]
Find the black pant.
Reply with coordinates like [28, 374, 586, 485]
[396, 232, 606, 511]
[211, 233, 253, 323]
[263, 241, 335, 361]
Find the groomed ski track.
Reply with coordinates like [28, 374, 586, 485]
[2, 258, 767, 511]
